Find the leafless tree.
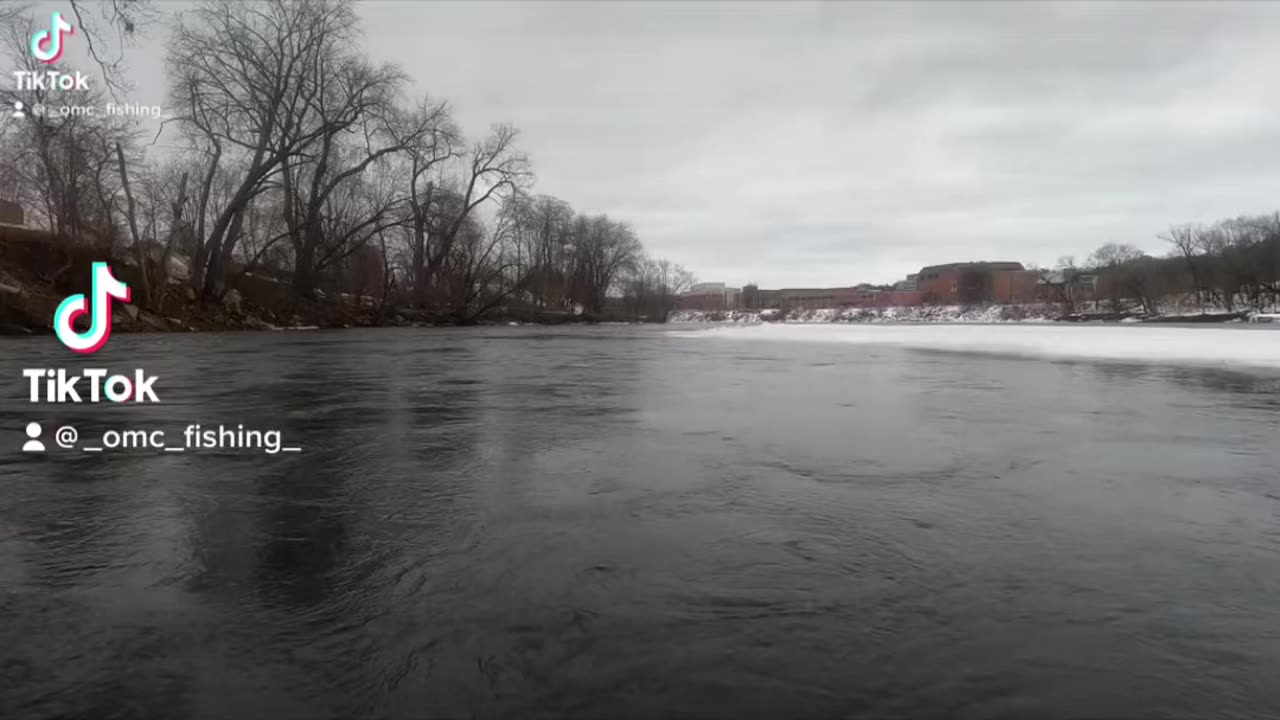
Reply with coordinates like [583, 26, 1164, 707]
[1160, 223, 1205, 309]
[623, 255, 695, 321]
[569, 214, 642, 313]
[408, 123, 532, 307]
[67, 0, 161, 100]
[148, 162, 193, 312]
[402, 97, 460, 305]
[168, 0, 370, 303]
[1089, 242, 1157, 314]
[274, 48, 440, 297]
[114, 141, 148, 301]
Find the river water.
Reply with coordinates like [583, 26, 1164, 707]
[3, 325, 1280, 719]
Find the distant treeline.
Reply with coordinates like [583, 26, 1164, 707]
[0, 1, 693, 324]
[1065, 214, 1280, 314]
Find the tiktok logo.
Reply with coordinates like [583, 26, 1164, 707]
[30, 11, 74, 64]
[53, 263, 131, 354]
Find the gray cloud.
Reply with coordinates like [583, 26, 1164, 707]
[104, 1, 1280, 286]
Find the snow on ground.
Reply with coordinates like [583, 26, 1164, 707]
[670, 299, 1280, 325]
[669, 304, 1059, 324]
[669, 322, 1280, 371]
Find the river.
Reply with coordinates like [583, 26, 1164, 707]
[3, 324, 1280, 719]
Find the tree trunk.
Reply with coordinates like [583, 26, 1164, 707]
[293, 228, 319, 299]
[114, 143, 150, 307]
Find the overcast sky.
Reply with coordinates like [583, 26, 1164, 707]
[36, 0, 1280, 287]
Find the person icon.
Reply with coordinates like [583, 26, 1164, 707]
[12, 101, 25, 119]
[23, 422, 45, 452]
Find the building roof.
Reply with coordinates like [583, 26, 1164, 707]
[685, 282, 726, 295]
[918, 261, 1025, 274]
[776, 287, 853, 294]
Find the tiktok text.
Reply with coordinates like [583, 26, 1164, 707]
[13, 69, 90, 91]
[24, 368, 160, 403]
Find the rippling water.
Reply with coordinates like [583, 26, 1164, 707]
[3, 325, 1280, 719]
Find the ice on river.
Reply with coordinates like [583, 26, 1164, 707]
[671, 322, 1280, 371]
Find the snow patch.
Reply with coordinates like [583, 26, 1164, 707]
[670, 304, 1058, 324]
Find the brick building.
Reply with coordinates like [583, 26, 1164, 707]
[677, 282, 742, 311]
[836, 286, 926, 308]
[916, 261, 1038, 305]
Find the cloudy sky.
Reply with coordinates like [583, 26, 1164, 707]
[35, 0, 1280, 287]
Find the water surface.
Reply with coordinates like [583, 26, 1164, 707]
[3, 325, 1280, 719]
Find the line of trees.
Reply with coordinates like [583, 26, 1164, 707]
[1064, 214, 1280, 315]
[0, 0, 693, 323]
[1030, 214, 1280, 316]
[1155, 215, 1280, 312]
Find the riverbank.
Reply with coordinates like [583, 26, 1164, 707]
[0, 228, 636, 336]
[670, 303, 1271, 325]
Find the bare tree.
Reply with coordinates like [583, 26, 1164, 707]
[274, 49, 439, 297]
[114, 141, 148, 302]
[622, 256, 694, 321]
[402, 97, 460, 305]
[149, 162, 192, 312]
[411, 123, 532, 307]
[1161, 223, 1206, 309]
[569, 214, 642, 313]
[526, 194, 576, 308]
[446, 210, 540, 322]
[67, 0, 161, 100]
[168, 0, 369, 303]
[1089, 242, 1156, 314]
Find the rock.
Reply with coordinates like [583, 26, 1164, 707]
[165, 317, 187, 329]
[184, 287, 196, 302]
[125, 304, 140, 321]
[243, 316, 277, 331]
[222, 289, 244, 314]
[135, 312, 168, 331]
[167, 256, 190, 280]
